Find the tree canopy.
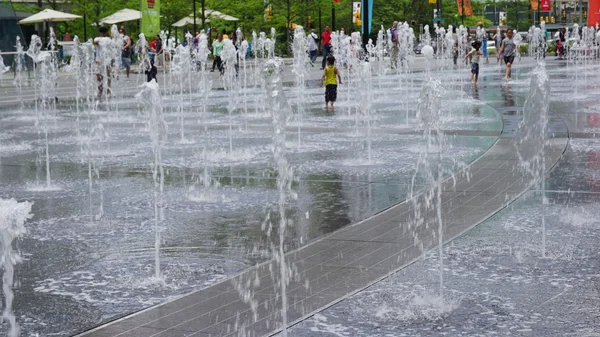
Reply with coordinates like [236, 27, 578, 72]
[16, 0, 532, 50]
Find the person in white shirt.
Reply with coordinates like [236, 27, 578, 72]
[94, 26, 112, 99]
[307, 29, 319, 66]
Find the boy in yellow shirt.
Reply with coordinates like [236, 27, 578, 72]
[322, 55, 342, 112]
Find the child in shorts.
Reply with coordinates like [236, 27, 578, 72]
[465, 41, 483, 84]
[322, 55, 342, 111]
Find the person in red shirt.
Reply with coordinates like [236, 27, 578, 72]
[321, 25, 332, 69]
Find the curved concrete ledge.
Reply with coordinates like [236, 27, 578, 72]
[76, 79, 568, 337]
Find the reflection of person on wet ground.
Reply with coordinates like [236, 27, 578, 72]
[471, 85, 480, 101]
[502, 84, 515, 107]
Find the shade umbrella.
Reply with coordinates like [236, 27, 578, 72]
[100, 9, 141, 25]
[203, 9, 239, 21]
[172, 16, 210, 28]
[18, 8, 82, 24]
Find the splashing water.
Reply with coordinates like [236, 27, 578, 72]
[136, 80, 168, 278]
[13, 37, 25, 112]
[172, 44, 193, 142]
[292, 25, 308, 146]
[264, 57, 295, 336]
[221, 38, 239, 154]
[0, 51, 9, 85]
[27, 32, 58, 189]
[0, 198, 33, 337]
[411, 78, 447, 299]
[514, 64, 550, 257]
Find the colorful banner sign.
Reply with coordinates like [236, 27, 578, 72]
[590, 0, 600, 26]
[541, 0, 551, 11]
[457, 0, 473, 16]
[499, 12, 507, 25]
[531, 0, 539, 11]
[141, 0, 160, 38]
[353, 2, 362, 25]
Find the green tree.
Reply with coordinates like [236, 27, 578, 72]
[65, 0, 139, 41]
[442, 0, 492, 27]
[480, 0, 533, 30]
[162, 0, 192, 34]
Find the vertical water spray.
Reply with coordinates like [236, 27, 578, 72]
[221, 38, 239, 154]
[421, 25, 432, 47]
[159, 30, 168, 81]
[0, 198, 33, 337]
[137, 34, 148, 83]
[69, 37, 102, 221]
[27, 31, 57, 189]
[411, 76, 447, 299]
[13, 38, 25, 112]
[0, 51, 9, 86]
[240, 36, 249, 127]
[399, 22, 414, 125]
[264, 57, 294, 336]
[136, 80, 167, 278]
[292, 26, 308, 147]
[375, 26, 387, 82]
[172, 44, 193, 143]
[514, 64, 550, 257]
[358, 60, 373, 164]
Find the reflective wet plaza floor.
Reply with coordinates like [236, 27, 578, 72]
[0, 57, 598, 336]
[286, 61, 600, 337]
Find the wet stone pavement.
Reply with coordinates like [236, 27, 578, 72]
[0, 57, 597, 336]
[286, 61, 600, 337]
[0, 58, 497, 336]
[80, 59, 575, 337]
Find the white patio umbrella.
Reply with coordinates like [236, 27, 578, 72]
[172, 16, 209, 28]
[100, 9, 141, 25]
[203, 9, 239, 21]
[18, 8, 82, 24]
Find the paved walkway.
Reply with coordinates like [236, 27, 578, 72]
[76, 66, 569, 337]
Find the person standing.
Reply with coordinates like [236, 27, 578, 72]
[94, 27, 112, 99]
[465, 41, 483, 84]
[149, 35, 157, 63]
[211, 33, 224, 74]
[557, 26, 566, 60]
[493, 28, 503, 64]
[390, 21, 399, 69]
[320, 25, 332, 69]
[119, 28, 132, 78]
[307, 29, 319, 66]
[322, 55, 342, 112]
[498, 30, 516, 81]
[155, 35, 164, 67]
[476, 22, 488, 63]
[193, 31, 200, 52]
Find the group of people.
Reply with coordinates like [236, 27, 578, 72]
[309, 25, 362, 70]
[93, 26, 160, 98]
[189, 29, 243, 75]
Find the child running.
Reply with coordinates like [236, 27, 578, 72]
[322, 55, 342, 112]
[465, 41, 483, 84]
